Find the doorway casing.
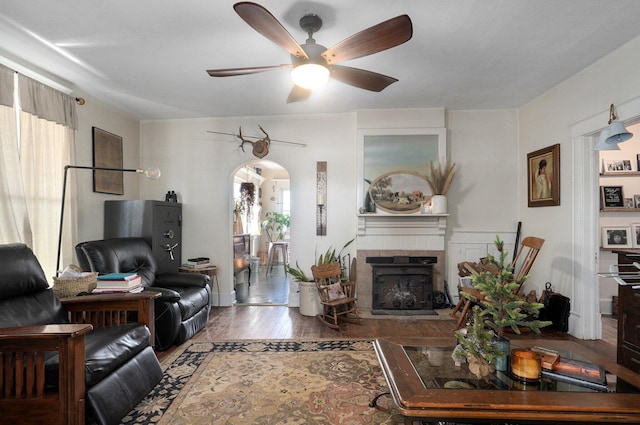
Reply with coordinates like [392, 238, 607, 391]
[571, 95, 640, 339]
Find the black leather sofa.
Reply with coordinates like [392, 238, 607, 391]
[75, 237, 211, 351]
[0, 243, 163, 425]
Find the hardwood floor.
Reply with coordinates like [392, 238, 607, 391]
[234, 265, 290, 305]
[157, 304, 618, 363]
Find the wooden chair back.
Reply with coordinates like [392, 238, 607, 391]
[511, 236, 545, 294]
[451, 236, 545, 330]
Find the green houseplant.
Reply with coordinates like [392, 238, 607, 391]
[454, 236, 551, 376]
[286, 238, 355, 282]
[261, 212, 290, 242]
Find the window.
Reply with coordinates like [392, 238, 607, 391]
[0, 64, 77, 278]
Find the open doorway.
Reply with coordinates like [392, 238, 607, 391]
[232, 160, 291, 305]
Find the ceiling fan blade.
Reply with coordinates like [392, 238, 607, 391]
[286, 85, 312, 103]
[322, 15, 412, 64]
[207, 64, 291, 77]
[331, 65, 398, 92]
[234, 2, 308, 59]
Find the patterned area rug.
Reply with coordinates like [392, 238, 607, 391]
[120, 340, 402, 425]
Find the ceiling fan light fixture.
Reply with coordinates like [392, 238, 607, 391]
[291, 63, 329, 90]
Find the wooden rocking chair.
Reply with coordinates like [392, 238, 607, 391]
[312, 260, 359, 329]
[450, 236, 545, 330]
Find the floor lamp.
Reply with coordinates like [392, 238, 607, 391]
[56, 165, 161, 275]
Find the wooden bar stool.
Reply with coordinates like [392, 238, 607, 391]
[267, 241, 289, 275]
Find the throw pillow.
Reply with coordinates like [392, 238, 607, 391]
[325, 282, 346, 301]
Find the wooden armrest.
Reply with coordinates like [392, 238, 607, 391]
[460, 287, 484, 301]
[59, 290, 161, 304]
[61, 290, 160, 348]
[0, 324, 90, 424]
[0, 324, 92, 339]
[341, 281, 356, 297]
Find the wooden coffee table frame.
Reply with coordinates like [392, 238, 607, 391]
[374, 338, 640, 424]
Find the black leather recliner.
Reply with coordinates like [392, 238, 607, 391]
[0, 243, 163, 425]
[75, 237, 211, 351]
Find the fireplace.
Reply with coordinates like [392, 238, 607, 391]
[367, 256, 436, 315]
[355, 213, 446, 315]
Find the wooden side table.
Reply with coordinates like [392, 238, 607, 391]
[179, 266, 220, 307]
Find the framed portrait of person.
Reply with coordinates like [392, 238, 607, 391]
[602, 226, 632, 249]
[527, 144, 560, 207]
[632, 223, 640, 248]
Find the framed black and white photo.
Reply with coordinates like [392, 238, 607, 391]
[603, 159, 633, 174]
[634, 194, 640, 208]
[602, 226, 632, 249]
[600, 185, 624, 209]
[625, 198, 635, 209]
[632, 223, 640, 248]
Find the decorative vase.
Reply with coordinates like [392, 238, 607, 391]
[431, 195, 447, 214]
[494, 337, 510, 372]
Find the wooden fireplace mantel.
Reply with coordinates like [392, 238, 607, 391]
[356, 213, 447, 237]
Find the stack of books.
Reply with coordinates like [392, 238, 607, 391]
[533, 347, 608, 391]
[93, 273, 143, 293]
[181, 257, 212, 269]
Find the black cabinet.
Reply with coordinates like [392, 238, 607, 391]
[104, 200, 182, 273]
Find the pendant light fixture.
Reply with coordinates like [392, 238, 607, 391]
[593, 128, 620, 151]
[605, 103, 633, 145]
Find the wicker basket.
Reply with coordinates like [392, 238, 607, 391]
[52, 267, 98, 298]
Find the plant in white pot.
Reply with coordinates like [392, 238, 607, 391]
[425, 160, 456, 214]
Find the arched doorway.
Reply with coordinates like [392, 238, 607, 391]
[232, 160, 291, 305]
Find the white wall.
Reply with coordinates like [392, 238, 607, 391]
[139, 114, 358, 305]
[518, 34, 640, 338]
[137, 108, 519, 305]
[72, 92, 141, 255]
[447, 109, 519, 231]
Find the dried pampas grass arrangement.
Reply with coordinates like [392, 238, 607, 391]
[426, 160, 456, 195]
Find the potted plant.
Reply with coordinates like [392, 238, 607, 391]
[261, 212, 290, 242]
[425, 160, 456, 214]
[286, 237, 355, 281]
[454, 236, 551, 377]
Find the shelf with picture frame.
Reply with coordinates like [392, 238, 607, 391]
[601, 156, 640, 175]
[601, 223, 640, 249]
[600, 185, 640, 212]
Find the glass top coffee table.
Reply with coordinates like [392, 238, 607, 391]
[373, 338, 640, 424]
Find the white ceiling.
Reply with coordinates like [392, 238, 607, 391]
[2, 0, 640, 120]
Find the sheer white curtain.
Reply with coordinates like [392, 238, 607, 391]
[18, 75, 77, 278]
[0, 65, 33, 246]
[20, 113, 76, 276]
[0, 69, 77, 278]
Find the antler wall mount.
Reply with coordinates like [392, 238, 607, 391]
[238, 125, 270, 158]
[207, 125, 307, 159]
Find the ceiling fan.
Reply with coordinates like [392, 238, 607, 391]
[206, 2, 413, 103]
